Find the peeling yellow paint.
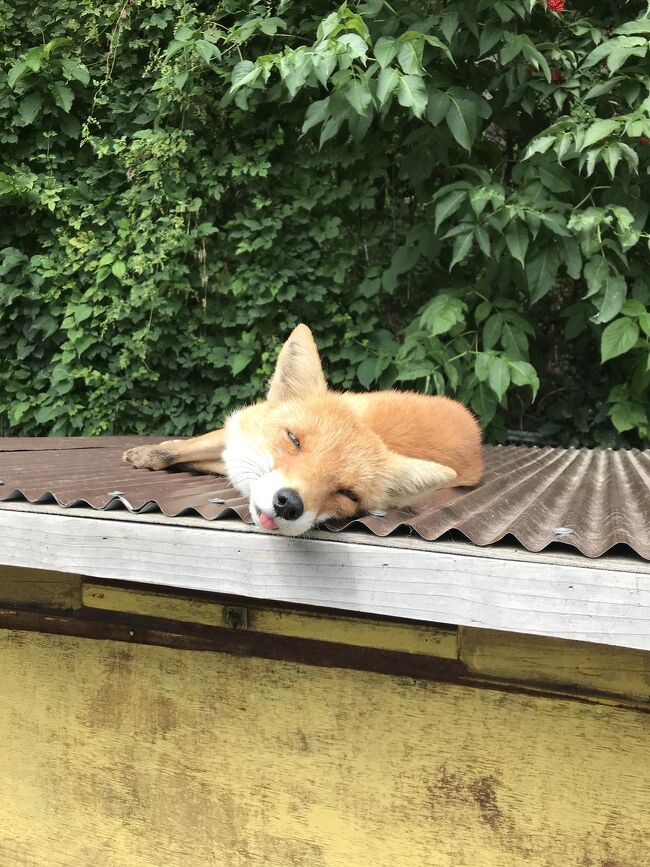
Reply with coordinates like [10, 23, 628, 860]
[460, 627, 650, 702]
[0, 627, 649, 866]
[82, 582, 458, 658]
[0, 565, 81, 609]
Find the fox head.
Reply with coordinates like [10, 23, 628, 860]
[222, 325, 456, 535]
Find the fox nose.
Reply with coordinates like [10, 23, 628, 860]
[273, 488, 304, 521]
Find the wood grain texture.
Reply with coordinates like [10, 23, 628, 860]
[0, 508, 649, 650]
[0, 627, 648, 867]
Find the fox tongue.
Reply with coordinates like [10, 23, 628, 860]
[259, 511, 278, 531]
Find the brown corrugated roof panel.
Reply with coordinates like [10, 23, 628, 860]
[0, 437, 648, 560]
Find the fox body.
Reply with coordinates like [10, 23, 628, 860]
[123, 325, 483, 535]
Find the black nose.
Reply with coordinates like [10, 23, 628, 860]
[273, 488, 304, 521]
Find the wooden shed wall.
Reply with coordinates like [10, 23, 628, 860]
[1, 605, 649, 866]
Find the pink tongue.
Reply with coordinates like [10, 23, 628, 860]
[259, 511, 278, 531]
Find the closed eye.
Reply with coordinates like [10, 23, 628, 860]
[336, 488, 359, 504]
[286, 429, 301, 450]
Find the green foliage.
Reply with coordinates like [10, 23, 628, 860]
[1, 0, 649, 446]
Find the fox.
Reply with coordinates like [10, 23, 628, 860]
[123, 324, 483, 535]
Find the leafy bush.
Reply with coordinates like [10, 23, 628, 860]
[1, 0, 649, 445]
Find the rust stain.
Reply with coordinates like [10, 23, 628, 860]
[468, 775, 502, 832]
[427, 764, 533, 858]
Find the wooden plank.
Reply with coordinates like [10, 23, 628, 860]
[3, 500, 650, 575]
[82, 583, 458, 659]
[0, 565, 81, 609]
[460, 627, 650, 703]
[0, 508, 649, 650]
[0, 627, 648, 866]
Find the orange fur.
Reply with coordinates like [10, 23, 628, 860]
[124, 324, 483, 534]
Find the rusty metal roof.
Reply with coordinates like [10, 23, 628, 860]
[0, 437, 648, 560]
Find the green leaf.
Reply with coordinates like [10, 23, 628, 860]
[18, 93, 42, 125]
[449, 231, 473, 270]
[601, 318, 640, 363]
[601, 144, 622, 178]
[8, 61, 29, 89]
[51, 82, 74, 112]
[446, 96, 477, 151]
[195, 39, 221, 64]
[508, 359, 539, 400]
[374, 36, 398, 69]
[591, 273, 627, 324]
[357, 357, 378, 389]
[608, 40, 647, 74]
[474, 352, 491, 382]
[526, 245, 559, 304]
[230, 351, 254, 375]
[230, 60, 260, 91]
[523, 136, 555, 159]
[70, 63, 90, 85]
[396, 74, 427, 118]
[422, 34, 453, 63]
[174, 71, 189, 91]
[639, 313, 650, 337]
[581, 119, 620, 151]
[615, 20, 650, 35]
[111, 261, 126, 279]
[312, 50, 337, 87]
[434, 190, 466, 232]
[377, 67, 400, 107]
[483, 314, 502, 350]
[426, 91, 449, 125]
[25, 47, 43, 71]
[488, 356, 510, 401]
[441, 12, 459, 44]
[620, 299, 646, 318]
[338, 33, 368, 61]
[583, 257, 608, 299]
[474, 225, 491, 257]
[420, 294, 467, 336]
[561, 237, 582, 280]
[471, 383, 497, 425]
[609, 401, 648, 433]
[505, 222, 528, 267]
[345, 79, 372, 114]
[302, 98, 330, 134]
[479, 24, 502, 57]
[397, 39, 423, 76]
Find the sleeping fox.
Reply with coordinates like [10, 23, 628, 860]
[123, 324, 483, 535]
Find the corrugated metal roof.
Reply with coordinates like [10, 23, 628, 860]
[1, 437, 648, 560]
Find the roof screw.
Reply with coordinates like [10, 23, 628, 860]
[108, 491, 124, 497]
[367, 509, 387, 518]
[552, 527, 574, 535]
[208, 496, 225, 504]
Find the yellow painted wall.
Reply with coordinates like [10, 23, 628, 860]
[0, 627, 648, 867]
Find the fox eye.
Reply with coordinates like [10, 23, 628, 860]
[286, 429, 301, 450]
[336, 488, 359, 504]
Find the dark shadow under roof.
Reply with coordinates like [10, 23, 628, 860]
[1, 436, 648, 560]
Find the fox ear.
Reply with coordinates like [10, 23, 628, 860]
[379, 452, 457, 506]
[267, 324, 327, 402]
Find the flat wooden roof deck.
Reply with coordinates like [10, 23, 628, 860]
[1, 500, 649, 652]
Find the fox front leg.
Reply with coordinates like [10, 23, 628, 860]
[123, 429, 227, 472]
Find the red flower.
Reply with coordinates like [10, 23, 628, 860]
[640, 136, 650, 145]
[551, 68, 563, 82]
[548, 0, 565, 11]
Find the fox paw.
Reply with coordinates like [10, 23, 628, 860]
[123, 444, 175, 471]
